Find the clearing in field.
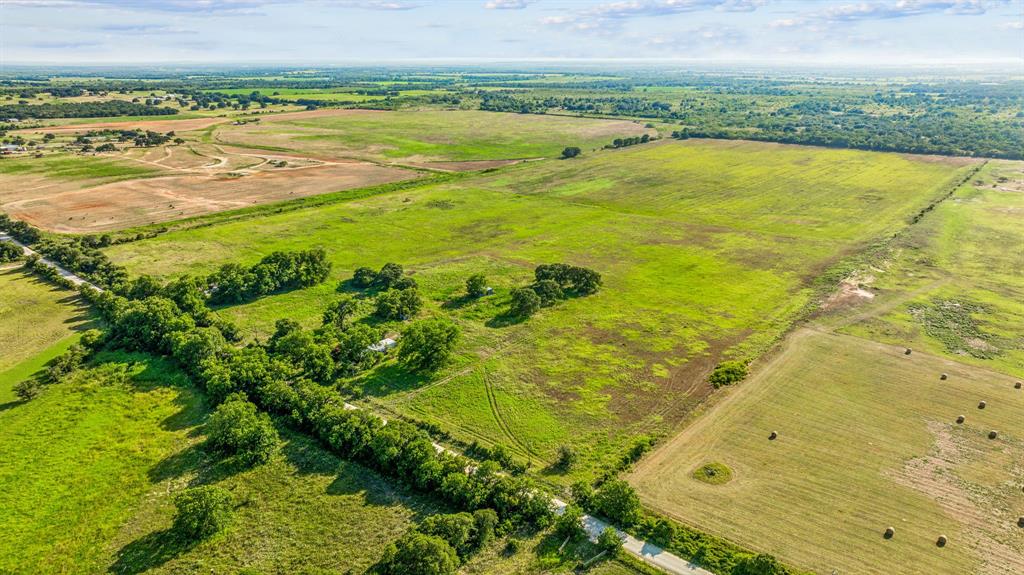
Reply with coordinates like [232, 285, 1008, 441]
[0, 146, 418, 232]
[104, 140, 978, 481]
[213, 109, 654, 166]
[630, 161, 1023, 575]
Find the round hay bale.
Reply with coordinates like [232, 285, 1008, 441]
[936, 535, 947, 547]
[884, 527, 895, 539]
[1015, 381, 1022, 390]
[989, 430, 998, 439]
[904, 348, 912, 355]
[940, 373, 948, 380]
[956, 415, 965, 424]
[1018, 516, 1024, 528]
[768, 431, 778, 441]
[978, 401, 986, 409]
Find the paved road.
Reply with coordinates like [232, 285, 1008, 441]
[0, 233, 103, 292]
[343, 400, 713, 575]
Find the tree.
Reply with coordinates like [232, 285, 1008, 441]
[374, 262, 405, 290]
[14, 379, 41, 401]
[398, 318, 460, 373]
[597, 526, 622, 554]
[0, 242, 21, 263]
[173, 485, 233, 540]
[379, 532, 459, 575]
[509, 287, 541, 318]
[531, 279, 564, 307]
[561, 146, 581, 159]
[352, 266, 377, 288]
[592, 480, 642, 526]
[322, 296, 358, 330]
[555, 445, 578, 471]
[731, 553, 791, 575]
[554, 504, 585, 542]
[465, 274, 488, 298]
[472, 508, 498, 549]
[334, 323, 381, 374]
[206, 394, 281, 465]
[419, 512, 476, 557]
[374, 287, 421, 321]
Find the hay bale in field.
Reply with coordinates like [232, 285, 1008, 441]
[988, 430, 998, 439]
[768, 431, 778, 441]
[904, 348, 912, 355]
[978, 400, 986, 409]
[1015, 381, 1021, 389]
[936, 535, 948, 547]
[1018, 517, 1024, 527]
[884, 527, 895, 539]
[956, 415, 965, 424]
[940, 373, 948, 380]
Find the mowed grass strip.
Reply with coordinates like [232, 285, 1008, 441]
[630, 329, 1024, 575]
[103, 140, 974, 479]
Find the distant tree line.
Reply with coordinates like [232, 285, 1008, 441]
[0, 101, 178, 119]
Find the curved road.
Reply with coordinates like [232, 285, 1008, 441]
[0, 233, 103, 292]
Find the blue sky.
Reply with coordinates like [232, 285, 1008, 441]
[1, 0, 1021, 65]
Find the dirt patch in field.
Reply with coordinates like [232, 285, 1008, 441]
[15, 116, 231, 135]
[821, 274, 877, 312]
[3, 161, 418, 233]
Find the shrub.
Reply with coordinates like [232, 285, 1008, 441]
[206, 394, 281, 465]
[173, 485, 233, 540]
[554, 504, 585, 542]
[561, 146, 581, 159]
[731, 553, 791, 575]
[14, 379, 42, 401]
[597, 526, 623, 554]
[466, 273, 488, 298]
[709, 360, 747, 388]
[373, 262, 405, 290]
[509, 287, 541, 317]
[378, 532, 459, 575]
[351, 266, 377, 288]
[0, 241, 21, 263]
[398, 318, 460, 373]
[592, 480, 642, 526]
[555, 445, 578, 471]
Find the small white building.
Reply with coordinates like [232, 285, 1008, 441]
[368, 337, 397, 353]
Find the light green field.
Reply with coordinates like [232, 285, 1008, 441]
[834, 160, 1024, 378]
[631, 329, 1024, 575]
[0, 352, 444, 574]
[0, 153, 159, 181]
[208, 87, 445, 102]
[215, 109, 653, 163]
[104, 140, 973, 481]
[0, 268, 92, 402]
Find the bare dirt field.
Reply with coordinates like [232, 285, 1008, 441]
[1, 148, 418, 232]
[14, 117, 232, 135]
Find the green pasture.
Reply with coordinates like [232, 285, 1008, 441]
[0, 152, 159, 180]
[215, 109, 652, 163]
[104, 140, 972, 480]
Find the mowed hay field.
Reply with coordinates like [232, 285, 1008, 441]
[213, 109, 654, 166]
[0, 268, 92, 402]
[104, 139, 977, 480]
[630, 329, 1024, 575]
[0, 146, 417, 232]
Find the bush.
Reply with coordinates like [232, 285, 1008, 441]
[373, 262, 405, 290]
[378, 532, 459, 575]
[466, 274, 488, 298]
[731, 553, 791, 575]
[14, 379, 41, 401]
[531, 279, 564, 306]
[561, 146, 581, 159]
[0, 241, 21, 263]
[555, 445, 578, 471]
[398, 318, 460, 373]
[554, 504, 585, 542]
[351, 266, 377, 288]
[206, 394, 281, 465]
[173, 485, 233, 540]
[597, 526, 623, 554]
[509, 287, 541, 317]
[709, 360, 747, 388]
[592, 480, 642, 527]
[419, 512, 476, 557]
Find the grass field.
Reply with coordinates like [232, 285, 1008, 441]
[0, 267, 92, 401]
[630, 329, 1024, 575]
[104, 139, 974, 481]
[214, 109, 654, 164]
[0, 352, 449, 574]
[630, 161, 1024, 575]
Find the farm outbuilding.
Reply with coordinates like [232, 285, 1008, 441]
[368, 337, 397, 353]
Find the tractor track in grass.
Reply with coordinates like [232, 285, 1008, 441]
[482, 370, 538, 458]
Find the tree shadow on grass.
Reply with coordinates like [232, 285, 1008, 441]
[0, 400, 22, 413]
[441, 294, 477, 311]
[108, 528, 199, 575]
[485, 312, 528, 329]
[352, 362, 427, 398]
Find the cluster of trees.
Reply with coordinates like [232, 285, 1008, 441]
[206, 249, 331, 304]
[708, 360, 747, 388]
[608, 134, 650, 148]
[206, 392, 281, 465]
[129, 130, 174, 148]
[509, 263, 602, 318]
[560, 146, 581, 159]
[0, 101, 178, 119]
[14, 330, 101, 401]
[0, 242, 21, 263]
[378, 509, 498, 574]
[0, 215, 130, 289]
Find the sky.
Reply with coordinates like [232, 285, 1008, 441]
[1, 0, 1022, 66]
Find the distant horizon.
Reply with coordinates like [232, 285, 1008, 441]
[2, 0, 1021, 68]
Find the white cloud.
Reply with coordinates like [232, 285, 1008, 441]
[541, 0, 770, 34]
[484, 0, 532, 9]
[998, 20, 1024, 29]
[821, 1, 1006, 22]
